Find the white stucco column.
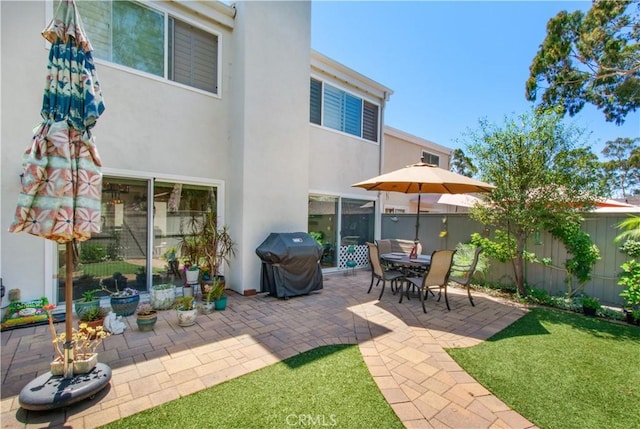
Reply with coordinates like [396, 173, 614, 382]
[228, 1, 312, 294]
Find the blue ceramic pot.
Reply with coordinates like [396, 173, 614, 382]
[110, 294, 140, 317]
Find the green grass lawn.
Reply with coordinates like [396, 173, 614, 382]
[99, 345, 403, 429]
[446, 307, 640, 429]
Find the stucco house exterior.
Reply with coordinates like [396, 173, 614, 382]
[0, 0, 451, 308]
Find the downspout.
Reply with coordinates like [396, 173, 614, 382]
[376, 91, 389, 240]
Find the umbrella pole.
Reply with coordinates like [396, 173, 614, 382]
[64, 241, 75, 378]
[414, 189, 422, 242]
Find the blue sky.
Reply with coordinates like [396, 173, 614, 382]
[310, 1, 639, 158]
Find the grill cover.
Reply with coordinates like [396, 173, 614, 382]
[255, 232, 323, 298]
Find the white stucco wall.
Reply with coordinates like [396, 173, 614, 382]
[381, 127, 452, 213]
[2, 1, 55, 306]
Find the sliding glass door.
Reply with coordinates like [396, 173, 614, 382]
[308, 195, 375, 271]
[56, 177, 217, 303]
[339, 198, 375, 269]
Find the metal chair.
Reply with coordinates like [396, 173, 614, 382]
[366, 242, 403, 300]
[449, 246, 483, 306]
[402, 249, 456, 313]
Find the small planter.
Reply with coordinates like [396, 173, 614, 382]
[50, 353, 98, 376]
[150, 285, 176, 310]
[136, 311, 158, 332]
[74, 299, 100, 320]
[185, 269, 199, 285]
[176, 308, 198, 327]
[200, 301, 215, 314]
[214, 295, 227, 311]
[110, 294, 140, 317]
[583, 306, 597, 317]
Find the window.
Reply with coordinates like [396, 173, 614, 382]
[310, 78, 379, 142]
[73, 0, 219, 94]
[421, 151, 440, 166]
[57, 177, 218, 302]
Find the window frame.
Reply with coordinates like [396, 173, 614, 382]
[48, 169, 225, 305]
[65, 0, 222, 97]
[421, 151, 441, 167]
[310, 77, 380, 143]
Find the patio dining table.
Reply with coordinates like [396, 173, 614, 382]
[381, 252, 431, 301]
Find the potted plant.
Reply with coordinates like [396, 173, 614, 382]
[201, 279, 224, 314]
[200, 212, 236, 288]
[212, 281, 228, 311]
[175, 296, 197, 327]
[135, 303, 158, 332]
[581, 296, 600, 317]
[45, 304, 110, 376]
[102, 278, 140, 317]
[74, 288, 101, 320]
[178, 210, 236, 289]
[78, 306, 108, 338]
[150, 283, 176, 310]
[184, 264, 200, 286]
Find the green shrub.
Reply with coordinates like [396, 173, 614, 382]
[80, 243, 107, 263]
[619, 259, 640, 307]
[620, 240, 640, 258]
[581, 295, 601, 310]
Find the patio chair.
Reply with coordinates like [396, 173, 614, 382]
[375, 239, 396, 270]
[390, 239, 415, 254]
[401, 249, 456, 313]
[375, 239, 392, 256]
[367, 242, 403, 300]
[449, 246, 483, 306]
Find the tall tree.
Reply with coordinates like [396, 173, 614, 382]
[526, 0, 640, 125]
[602, 137, 640, 197]
[464, 108, 607, 296]
[450, 148, 477, 177]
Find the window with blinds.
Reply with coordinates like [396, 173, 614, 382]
[71, 0, 219, 94]
[421, 151, 440, 166]
[169, 20, 218, 93]
[309, 78, 379, 142]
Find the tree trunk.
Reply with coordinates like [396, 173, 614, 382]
[513, 236, 527, 296]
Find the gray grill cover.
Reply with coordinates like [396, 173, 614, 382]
[255, 232, 323, 298]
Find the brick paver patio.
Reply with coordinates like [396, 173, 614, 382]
[1, 271, 538, 428]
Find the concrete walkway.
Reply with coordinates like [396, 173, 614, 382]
[1, 271, 538, 428]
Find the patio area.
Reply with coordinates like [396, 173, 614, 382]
[1, 270, 537, 429]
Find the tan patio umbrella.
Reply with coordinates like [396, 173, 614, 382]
[352, 161, 495, 241]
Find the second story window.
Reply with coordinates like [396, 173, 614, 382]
[310, 78, 379, 142]
[73, 0, 219, 94]
[421, 151, 440, 166]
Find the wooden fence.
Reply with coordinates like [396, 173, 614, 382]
[381, 212, 633, 306]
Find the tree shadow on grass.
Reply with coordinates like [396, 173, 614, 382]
[486, 307, 640, 343]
